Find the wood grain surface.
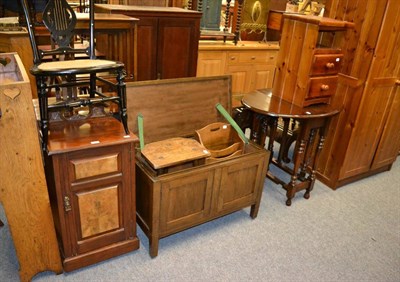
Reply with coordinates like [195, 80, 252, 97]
[0, 53, 62, 281]
[141, 137, 210, 169]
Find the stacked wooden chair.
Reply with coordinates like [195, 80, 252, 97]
[20, 0, 129, 151]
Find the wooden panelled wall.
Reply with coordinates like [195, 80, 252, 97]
[317, 0, 400, 188]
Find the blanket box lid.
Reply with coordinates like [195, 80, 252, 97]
[125, 75, 232, 144]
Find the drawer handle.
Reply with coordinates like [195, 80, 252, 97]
[230, 56, 236, 60]
[396, 80, 400, 86]
[251, 56, 256, 60]
[321, 84, 330, 91]
[325, 62, 335, 69]
[64, 196, 72, 212]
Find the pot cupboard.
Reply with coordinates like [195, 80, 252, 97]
[44, 117, 140, 272]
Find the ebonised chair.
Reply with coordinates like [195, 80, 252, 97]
[20, 0, 129, 151]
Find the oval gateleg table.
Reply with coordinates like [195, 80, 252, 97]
[242, 89, 340, 206]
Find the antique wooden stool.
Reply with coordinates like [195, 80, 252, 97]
[141, 137, 211, 175]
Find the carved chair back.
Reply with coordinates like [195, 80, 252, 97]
[20, 0, 95, 65]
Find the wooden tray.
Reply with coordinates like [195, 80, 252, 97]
[195, 122, 244, 159]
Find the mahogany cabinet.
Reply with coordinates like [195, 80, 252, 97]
[44, 117, 139, 272]
[317, 0, 400, 188]
[95, 4, 201, 81]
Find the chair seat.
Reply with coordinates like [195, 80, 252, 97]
[33, 59, 123, 75]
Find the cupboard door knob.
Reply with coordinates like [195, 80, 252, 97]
[325, 62, 335, 69]
[321, 84, 330, 91]
[396, 80, 400, 86]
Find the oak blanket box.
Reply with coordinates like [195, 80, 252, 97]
[126, 76, 270, 257]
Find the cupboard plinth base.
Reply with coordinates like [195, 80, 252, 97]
[316, 164, 392, 190]
[63, 239, 139, 272]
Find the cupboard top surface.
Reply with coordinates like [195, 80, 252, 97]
[75, 12, 139, 23]
[199, 41, 280, 51]
[47, 117, 138, 155]
[283, 14, 355, 30]
[95, 4, 202, 17]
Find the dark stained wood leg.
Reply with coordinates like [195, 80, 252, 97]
[305, 126, 326, 199]
[285, 186, 295, 206]
[266, 117, 278, 161]
[37, 76, 48, 152]
[233, 107, 253, 132]
[251, 114, 262, 144]
[277, 118, 290, 163]
[286, 133, 307, 206]
[259, 116, 268, 148]
[299, 127, 316, 181]
[117, 68, 129, 134]
[234, 0, 243, 44]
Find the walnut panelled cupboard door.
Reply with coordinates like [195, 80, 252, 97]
[316, 0, 400, 188]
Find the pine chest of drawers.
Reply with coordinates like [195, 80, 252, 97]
[273, 14, 354, 107]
